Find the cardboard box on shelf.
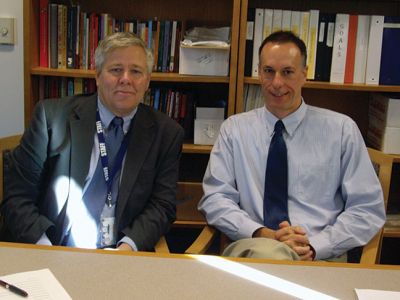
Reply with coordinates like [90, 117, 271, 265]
[179, 44, 230, 76]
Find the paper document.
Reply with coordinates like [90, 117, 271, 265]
[355, 288, 400, 300]
[0, 269, 71, 299]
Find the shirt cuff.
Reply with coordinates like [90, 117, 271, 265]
[36, 233, 52, 245]
[118, 236, 138, 251]
[308, 234, 331, 260]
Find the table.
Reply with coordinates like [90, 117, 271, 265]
[1, 242, 400, 299]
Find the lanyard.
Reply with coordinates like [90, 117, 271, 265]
[95, 109, 129, 207]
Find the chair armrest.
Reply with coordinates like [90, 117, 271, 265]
[154, 236, 170, 253]
[184, 225, 217, 254]
[360, 229, 383, 264]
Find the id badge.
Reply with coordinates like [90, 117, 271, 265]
[100, 217, 116, 247]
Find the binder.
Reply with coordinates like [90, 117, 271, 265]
[262, 8, 273, 39]
[330, 14, 350, 83]
[244, 7, 255, 77]
[314, 13, 336, 82]
[379, 16, 400, 85]
[353, 15, 371, 84]
[344, 15, 358, 83]
[307, 9, 319, 80]
[365, 15, 384, 85]
[251, 8, 264, 77]
[272, 9, 282, 33]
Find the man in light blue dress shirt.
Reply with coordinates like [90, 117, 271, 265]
[199, 31, 385, 261]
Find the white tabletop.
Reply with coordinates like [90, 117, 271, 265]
[1, 242, 400, 300]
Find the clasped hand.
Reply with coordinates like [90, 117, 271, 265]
[274, 221, 314, 261]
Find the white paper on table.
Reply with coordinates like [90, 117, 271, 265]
[0, 268, 71, 299]
[355, 288, 400, 300]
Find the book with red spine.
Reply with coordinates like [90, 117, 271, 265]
[39, 0, 49, 67]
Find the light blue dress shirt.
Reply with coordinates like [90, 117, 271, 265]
[199, 100, 386, 260]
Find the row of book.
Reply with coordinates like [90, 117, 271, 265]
[39, 0, 182, 72]
[38, 77, 96, 100]
[36, 76, 198, 139]
[243, 84, 264, 112]
[246, 8, 400, 85]
[143, 87, 193, 125]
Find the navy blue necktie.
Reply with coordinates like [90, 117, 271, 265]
[82, 117, 124, 223]
[264, 120, 289, 230]
[107, 117, 124, 170]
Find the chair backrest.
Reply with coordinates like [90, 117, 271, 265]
[367, 147, 394, 210]
[175, 182, 206, 225]
[0, 135, 22, 201]
[154, 181, 216, 254]
[359, 147, 394, 264]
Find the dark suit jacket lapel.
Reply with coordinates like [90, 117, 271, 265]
[69, 94, 97, 190]
[116, 105, 155, 221]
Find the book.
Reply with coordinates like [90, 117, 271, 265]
[169, 21, 177, 72]
[75, 4, 81, 68]
[290, 11, 301, 36]
[353, 15, 371, 84]
[251, 8, 264, 77]
[39, 0, 49, 68]
[344, 14, 358, 83]
[88, 12, 98, 70]
[365, 15, 384, 85]
[81, 12, 89, 70]
[57, 4, 67, 69]
[379, 16, 400, 85]
[314, 12, 336, 82]
[157, 20, 165, 72]
[306, 9, 319, 80]
[162, 20, 171, 73]
[299, 11, 310, 46]
[173, 21, 182, 73]
[67, 5, 78, 69]
[272, 9, 282, 33]
[49, 3, 58, 69]
[152, 19, 160, 72]
[330, 13, 350, 83]
[244, 8, 255, 77]
[74, 78, 83, 94]
[281, 10, 292, 31]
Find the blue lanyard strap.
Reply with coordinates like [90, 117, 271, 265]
[95, 109, 129, 207]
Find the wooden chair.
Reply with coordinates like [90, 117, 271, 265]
[359, 147, 394, 264]
[0, 135, 22, 201]
[154, 182, 216, 254]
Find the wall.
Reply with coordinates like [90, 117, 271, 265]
[0, 0, 24, 138]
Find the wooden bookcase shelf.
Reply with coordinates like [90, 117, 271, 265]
[182, 144, 212, 154]
[244, 77, 400, 93]
[31, 67, 232, 83]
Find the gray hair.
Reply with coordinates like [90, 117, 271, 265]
[94, 32, 154, 73]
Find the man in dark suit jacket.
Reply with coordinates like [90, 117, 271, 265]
[0, 32, 184, 251]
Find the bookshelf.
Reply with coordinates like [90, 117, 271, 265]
[237, 0, 400, 136]
[23, 0, 240, 155]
